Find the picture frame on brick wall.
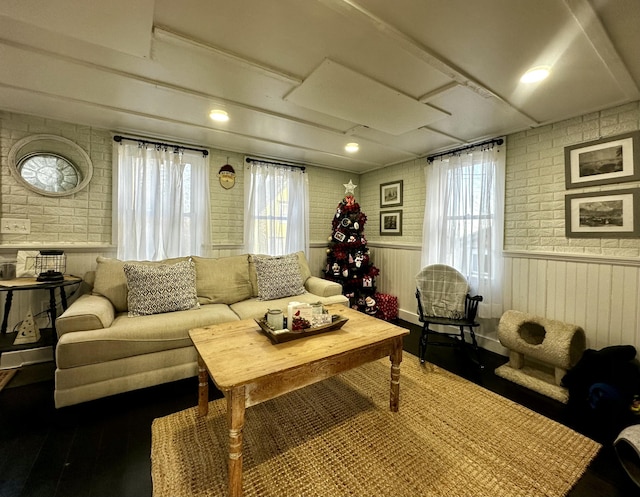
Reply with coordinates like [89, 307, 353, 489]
[380, 210, 402, 236]
[380, 180, 403, 207]
[565, 188, 640, 238]
[564, 131, 640, 189]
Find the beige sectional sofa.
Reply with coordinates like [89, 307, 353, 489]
[54, 252, 348, 408]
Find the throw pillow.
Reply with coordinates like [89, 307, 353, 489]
[254, 254, 306, 300]
[192, 255, 252, 305]
[123, 259, 199, 317]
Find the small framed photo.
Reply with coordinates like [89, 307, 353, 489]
[380, 210, 402, 236]
[565, 131, 640, 189]
[565, 188, 640, 238]
[380, 180, 403, 207]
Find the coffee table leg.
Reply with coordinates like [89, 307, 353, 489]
[390, 339, 403, 412]
[228, 386, 246, 497]
[198, 354, 209, 416]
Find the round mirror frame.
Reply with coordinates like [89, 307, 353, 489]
[8, 134, 93, 197]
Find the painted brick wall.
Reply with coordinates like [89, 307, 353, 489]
[0, 111, 361, 250]
[504, 101, 640, 255]
[359, 158, 425, 245]
[306, 167, 356, 244]
[0, 111, 112, 244]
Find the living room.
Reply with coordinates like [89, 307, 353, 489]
[1, 1, 640, 496]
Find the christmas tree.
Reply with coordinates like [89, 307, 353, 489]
[324, 180, 379, 315]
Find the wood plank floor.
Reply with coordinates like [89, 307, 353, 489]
[0, 321, 636, 497]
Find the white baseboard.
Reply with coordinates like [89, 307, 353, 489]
[0, 346, 53, 369]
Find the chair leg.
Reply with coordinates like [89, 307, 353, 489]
[467, 327, 484, 370]
[418, 328, 428, 364]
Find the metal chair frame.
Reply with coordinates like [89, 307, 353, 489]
[415, 287, 484, 368]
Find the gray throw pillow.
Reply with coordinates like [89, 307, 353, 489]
[123, 259, 199, 317]
[254, 254, 306, 300]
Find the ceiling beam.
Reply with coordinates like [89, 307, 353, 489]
[564, 0, 640, 99]
[317, 0, 539, 127]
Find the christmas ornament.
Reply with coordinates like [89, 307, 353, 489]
[343, 180, 357, 195]
[218, 163, 236, 189]
[13, 309, 40, 345]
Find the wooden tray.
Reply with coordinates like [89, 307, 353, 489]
[256, 315, 349, 344]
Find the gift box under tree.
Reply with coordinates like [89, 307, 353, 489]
[375, 293, 398, 321]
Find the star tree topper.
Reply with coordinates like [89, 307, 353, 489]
[343, 180, 357, 195]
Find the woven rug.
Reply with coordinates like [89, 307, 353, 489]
[0, 369, 17, 392]
[151, 354, 601, 497]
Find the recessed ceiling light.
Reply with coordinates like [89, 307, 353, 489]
[209, 109, 229, 122]
[520, 67, 551, 83]
[345, 142, 359, 153]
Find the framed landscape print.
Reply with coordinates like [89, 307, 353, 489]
[380, 210, 402, 236]
[380, 180, 403, 207]
[565, 188, 640, 238]
[565, 131, 640, 189]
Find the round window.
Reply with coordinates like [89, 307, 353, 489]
[17, 153, 81, 194]
[8, 134, 93, 197]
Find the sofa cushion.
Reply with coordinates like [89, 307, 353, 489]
[55, 303, 240, 369]
[92, 256, 128, 312]
[92, 256, 189, 312]
[230, 293, 349, 321]
[254, 253, 306, 300]
[124, 259, 199, 317]
[193, 255, 252, 305]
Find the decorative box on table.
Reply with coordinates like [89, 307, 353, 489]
[375, 293, 398, 321]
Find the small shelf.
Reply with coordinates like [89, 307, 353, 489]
[0, 328, 54, 354]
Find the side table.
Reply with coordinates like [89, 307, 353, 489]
[0, 275, 83, 344]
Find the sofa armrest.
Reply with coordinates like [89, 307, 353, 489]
[56, 294, 115, 338]
[305, 276, 343, 298]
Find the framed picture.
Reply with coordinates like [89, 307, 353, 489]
[565, 188, 640, 238]
[565, 131, 640, 189]
[380, 210, 403, 236]
[380, 180, 403, 207]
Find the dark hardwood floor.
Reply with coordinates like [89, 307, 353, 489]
[0, 321, 637, 497]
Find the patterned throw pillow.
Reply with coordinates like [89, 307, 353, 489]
[123, 259, 199, 317]
[254, 254, 306, 300]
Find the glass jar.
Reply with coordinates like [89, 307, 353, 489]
[267, 309, 284, 330]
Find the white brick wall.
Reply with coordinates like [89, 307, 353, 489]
[359, 158, 425, 245]
[0, 111, 363, 250]
[0, 111, 112, 245]
[6, 101, 637, 257]
[504, 101, 640, 255]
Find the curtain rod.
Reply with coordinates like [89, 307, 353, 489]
[113, 135, 209, 157]
[245, 156, 305, 171]
[426, 137, 504, 164]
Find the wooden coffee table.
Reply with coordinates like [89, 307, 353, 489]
[189, 304, 409, 497]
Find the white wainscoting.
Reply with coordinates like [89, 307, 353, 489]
[503, 251, 640, 351]
[314, 245, 640, 355]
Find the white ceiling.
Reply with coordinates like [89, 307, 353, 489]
[1, 0, 639, 173]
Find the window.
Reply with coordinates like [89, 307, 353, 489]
[421, 143, 505, 318]
[244, 159, 309, 256]
[114, 140, 211, 261]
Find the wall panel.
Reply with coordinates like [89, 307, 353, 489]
[503, 253, 640, 351]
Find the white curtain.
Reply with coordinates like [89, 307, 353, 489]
[421, 144, 505, 318]
[244, 160, 309, 256]
[115, 142, 211, 261]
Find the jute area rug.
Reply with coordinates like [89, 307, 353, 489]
[151, 354, 601, 497]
